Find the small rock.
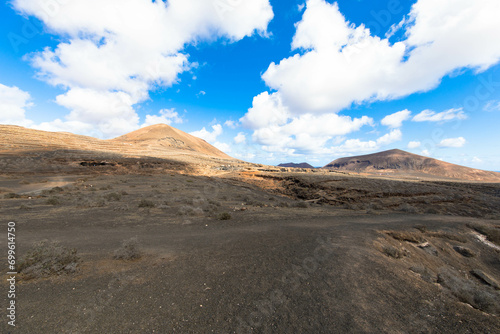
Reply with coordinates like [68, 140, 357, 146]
[418, 242, 438, 256]
[470, 269, 500, 290]
[453, 246, 475, 258]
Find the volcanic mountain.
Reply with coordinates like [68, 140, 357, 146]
[278, 162, 315, 169]
[0, 124, 231, 161]
[324, 149, 500, 182]
[111, 124, 230, 159]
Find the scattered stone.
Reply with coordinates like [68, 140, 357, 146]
[418, 242, 438, 256]
[453, 246, 476, 258]
[470, 269, 500, 290]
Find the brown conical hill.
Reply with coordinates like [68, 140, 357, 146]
[323, 149, 500, 182]
[0, 124, 232, 161]
[111, 124, 230, 159]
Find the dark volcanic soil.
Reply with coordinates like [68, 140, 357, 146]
[1, 164, 500, 333]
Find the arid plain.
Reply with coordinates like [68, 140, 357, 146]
[1, 124, 499, 333]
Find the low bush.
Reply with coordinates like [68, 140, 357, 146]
[46, 197, 61, 206]
[292, 201, 309, 208]
[18, 240, 80, 279]
[382, 245, 407, 259]
[387, 231, 425, 244]
[218, 212, 232, 220]
[104, 192, 122, 201]
[138, 199, 155, 208]
[114, 237, 142, 260]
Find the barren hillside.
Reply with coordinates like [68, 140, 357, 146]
[324, 149, 500, 182]
[0, 124, 233, 163]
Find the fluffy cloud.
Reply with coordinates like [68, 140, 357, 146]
[408, 141, 421, 149]
[412, 108, 467, 122]
[12, 0, 273, 137]
[240, 92, 289, 129]
[224, 120, 238, 129]
[381, 109, 411, 128]
[234, 132, 246, 144]
[241, 91, 374, 155]
[190, 124, 223, 143]
[259, 0, 500, 112]
[242, 0, 499, 156]
[321, 129, 402, 156]
[377, 129, 402, 146]
[190, 123, 231, 153]
[142, 109, 183, 128]
[438, 137, 467, 148]
[0, 83, 33, 127]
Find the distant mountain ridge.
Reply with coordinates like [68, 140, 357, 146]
[278, 162, 315, 169]
[323, 149, 500, 182]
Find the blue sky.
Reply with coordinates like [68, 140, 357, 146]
[1, 0, 499, 170]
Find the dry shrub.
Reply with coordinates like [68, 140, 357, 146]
[427, 231, 468, 243]
[387, 231, 425, 244]
[18, 240, 80, 279]
[396, 203, 418, 213]
[114, 237, 142, 260]
[46, 197, 61, 205]
[292, 201, 309, 208]
[382, 245, 407, 259]
[138, 199, 155, 208]
[218, 212, 232, 220]
[104, 192, 122, 201]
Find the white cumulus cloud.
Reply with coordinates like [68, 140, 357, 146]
[12, 0, 274, 137]
[190, 124, 223, 143]
[438, 137, 466, 148]
[412, 108, 467, 122]
[381, 109, 411, 128]
[142, 109, 183, 128]
[258, 0, 500, 115]
[241, 0, 499, 157]
[0, 83, 33, 127]
[408, 141, 421, 149]
[234, 132, 246, 144]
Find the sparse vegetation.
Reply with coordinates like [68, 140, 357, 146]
[396, 203, 417, 213]
[292, 201, 309, 208]
[427, 231, 467, 243]
[4, 193, 20, 199]
[382, 245, 407, 259]
[218, 212, 232, 220]
[46, 197, 61, 205]
[138, 199, 155, 208]
[17, 240, 80, 279]
[113, 237, 142, 260]
[387, 231, 425, 244]
[104, 192, 122, 201]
